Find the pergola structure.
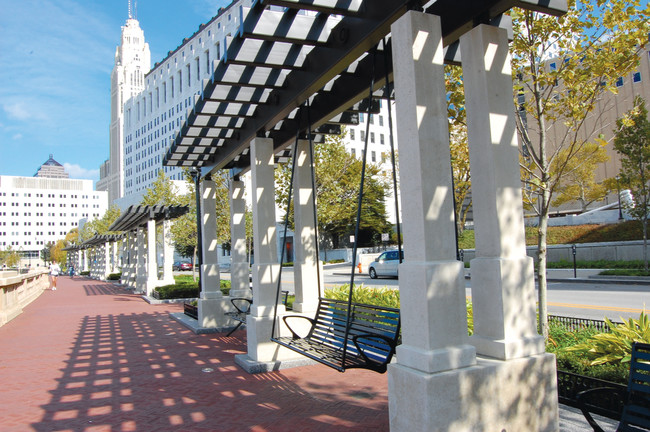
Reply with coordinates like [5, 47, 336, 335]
[108, 205, 188, 296]
[163, 1, 568, 430]
[75, 235, 122, 280]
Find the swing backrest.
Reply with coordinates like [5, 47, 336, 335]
[309, 298, 401, 365]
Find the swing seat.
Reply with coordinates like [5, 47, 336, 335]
[273, 297, 400, 373]
[225, 297, 252, 336]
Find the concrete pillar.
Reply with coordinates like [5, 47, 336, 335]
[462, 24, 545, 360]
[229, 179, 250, 298]
[121, 234, 130, 286]
[111, 240, 118, 274]
[82, 249, 88, 272]
[104, 241, 111, 280]
[387, 13, 558, 432]
[291, 140, 321, 313]
[235, 137, 302, 373]
[135, 227, 146, 293]
[129, 231, 137, 288]
[197, 176, 231, 329]
[146, 218, 157, 296]
[161, 220, 175, 285]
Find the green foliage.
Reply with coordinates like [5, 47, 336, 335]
[79, 205, 122, 242]
[614, 96, 650, 271]
[80, 271, 90, 276]
[141, 171, 181, 206]
[154, 283, 199, 300]
[275, 131, 392, 249]
[599, 269, 650, 276]
[547, 260, 648, 270]
[547, 320, 629, 384]
[566, 311, 650, 365]
[0, 246, 21, 268]
[324, 285, 400, 308]
[107, 273, 122, 281]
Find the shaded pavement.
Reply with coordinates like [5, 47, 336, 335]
[0, 276, 611, 431]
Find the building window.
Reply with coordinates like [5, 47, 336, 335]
[380, 134, 385, 145]
[379, 116, 384, 126]
[633, 72, 642, 83]
[549, 62, 557, 71]
[205, 50, 210, 75]
[187, 65, 191, 87]
[360, 131, 365, 142]
[350, 129, 355, 140]
[370, 132, 375, 143]
[616, 77, 624, 87]
[371, 151, 376, 162]
[196, 57, 200, 81]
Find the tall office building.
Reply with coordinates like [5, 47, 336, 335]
[0, 156, 108, 267]
[97, 6, 151, 203]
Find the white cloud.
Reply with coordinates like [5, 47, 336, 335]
[63, 163, 99, 181]
[12, 133, 23, 140]
[3, 103, 33, 121]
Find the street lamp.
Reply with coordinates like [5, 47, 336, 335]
[616, 176, 623, 220]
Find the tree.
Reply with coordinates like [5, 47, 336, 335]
[614, 96, 650, 271]
[79, 205, 122, 241]
[0, 246, 21, 268]
[41, 242, 53, 264]
[50, 239, 67, 265]
[511, 0, 649, 338]
[141, 171, 181, 206]
[64, 228, 79, 247]
[551, 140, 611, 212]
[275, 131, 392, 249]
[446, 65, 473, 237]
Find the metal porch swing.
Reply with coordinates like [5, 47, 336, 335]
[270, 44, 402, 373]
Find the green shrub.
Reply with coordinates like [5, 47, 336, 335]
[324, 284, 400, 309]
[566, 311, 650, 365]
[326, 259, 345, 264]
[107, 273, 122, 280]
[154, 282, 199, 300]
[80, 271, 90, 276]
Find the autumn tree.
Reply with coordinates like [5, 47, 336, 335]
[551, 140, 611, 212]
[79, 205, 122, 241]
[50, 239, 67, 265]
[511, 0, 649, 338]
[614, 96, 650, 271]
[275, 131, 392, 250]
[0, 246, 21, 268]
[141, 171, 181, 206]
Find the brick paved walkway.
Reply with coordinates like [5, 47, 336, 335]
[0, 277, 389, 432]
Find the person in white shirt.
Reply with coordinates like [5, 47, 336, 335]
[49, 262, 61, 290]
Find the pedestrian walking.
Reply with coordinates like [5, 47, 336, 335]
[49, 262, 61, 290]
[68, 265, 74, 278]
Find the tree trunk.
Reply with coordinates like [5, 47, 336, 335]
[643, 217, 648, 272]
[537, 188, 551, 340]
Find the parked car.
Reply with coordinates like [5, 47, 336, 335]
[368, 250, 403, 279]
[173, 262, 193, 271]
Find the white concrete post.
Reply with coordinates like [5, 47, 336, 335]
[135, 227, 146, 293]
[82, 249, 88, 272]
[197, 176, 231, 329]
[111, 240, 118, 274]
[235, 137, 299, 372]
[461, 24, 545, 360]
[129, 231, 137, 288]
[121, 234, 130, 286]
[146, 218, 157, 295]
[161, 220, 175, 285]
[199, 177, 222, 297]
[387, 13, 558, 432]
[291, 139, 321, 313]
[229, 178, 250, 298]
[104, 241, 111, 280]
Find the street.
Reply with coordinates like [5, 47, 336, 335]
[220, 265, 649, 322]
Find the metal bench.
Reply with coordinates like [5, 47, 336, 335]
[577, 342, 650, 432]
[224, 297, 252, 336]
[273, 297, 400, 373]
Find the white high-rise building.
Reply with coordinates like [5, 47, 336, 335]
[97, 7, 151, 203]
[0, 155, 108, 268]
[103, 1, 399, 225]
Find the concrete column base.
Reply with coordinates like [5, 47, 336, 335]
[388, 353, 558, 432]
[198, 297, 233, 329]
[244, 315, 306, 365]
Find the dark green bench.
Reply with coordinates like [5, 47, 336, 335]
[273, 297, 400, 373]
[577, 342, 650, 431]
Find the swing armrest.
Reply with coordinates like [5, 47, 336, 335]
[282, 315, 315, 339]
[230, 298, 252, 314]
[352, 333, 398, 369]
[576, 387, 626, 432]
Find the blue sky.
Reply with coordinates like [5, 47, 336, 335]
[0, 0, 230, 182]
